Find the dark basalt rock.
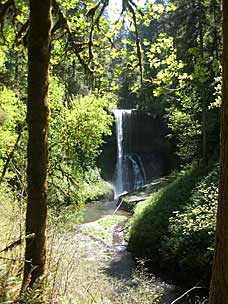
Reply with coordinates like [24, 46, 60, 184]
[116, 175, 175, 213]
[97, 110, 176, 186]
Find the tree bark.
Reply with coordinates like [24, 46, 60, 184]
[209, 1, 228, 303]
[22, 0, 51, 290]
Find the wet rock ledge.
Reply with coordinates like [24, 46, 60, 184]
[117, 175, 175, 213]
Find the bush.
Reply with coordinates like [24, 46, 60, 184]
[0, 183, 24, 302]
[127, 162, 217, 284]
[161, 165, 217, 282]
[0, 87, 26, 185]
[82, 167, 114, 202]
[48, 80, 114, 206]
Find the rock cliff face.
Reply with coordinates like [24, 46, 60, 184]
[97, 110, 176, 191]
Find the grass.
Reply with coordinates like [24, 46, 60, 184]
[81, 215, 127, 245]
[45, 214, 162, 304]
[0, 188, 161, 303]
[0, 183, 25, 302]
[0, 167, 215, 303]
[127, 162, 217, 285]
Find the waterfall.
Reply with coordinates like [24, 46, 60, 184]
[113, 109, 146, 198]
[125, 153, 146, 191]
[113, 109, 131, 197]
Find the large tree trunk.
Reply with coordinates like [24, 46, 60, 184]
[209, 0, 228, 303]
[22, 0, 51, 290]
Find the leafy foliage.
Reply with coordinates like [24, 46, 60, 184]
[161, 165, 218, 281]
[0, 0, 223, 300]
[128, 163, 218, 284]
[0, 73, 114, 206]
[111, 0, 221, 162]
[48, 76, 114, 206]
[0, 86, 26, 184]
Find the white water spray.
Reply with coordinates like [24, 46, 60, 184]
[113, 109, 146, 198]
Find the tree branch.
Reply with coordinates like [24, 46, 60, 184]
[52, 0, 93, 76]
[171, 286, 208, 304]
[0, 125, 24, 185]
[122, 0, 144, 83]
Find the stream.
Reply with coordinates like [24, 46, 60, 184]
[80, 199, 179, 303]
[81, 200, 129, 224]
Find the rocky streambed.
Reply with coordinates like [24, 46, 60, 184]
[79, 200, 179, 303]
[47, 200, 179, 303]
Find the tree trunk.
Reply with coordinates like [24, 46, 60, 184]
[209, 1, 228, 303]
[22, 0, 51, 290]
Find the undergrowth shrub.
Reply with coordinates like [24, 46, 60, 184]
[48, 87, 114, 207]
[160, 165, 218, 282]
[128, 162, 217, 284]
[82, 167, 114, 202]
[45, 215, 162, 304]
[0, 183, 24, 302]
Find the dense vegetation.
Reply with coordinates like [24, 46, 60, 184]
[128, 162, 218, 285]
[0, 0, 225, 302]
[113, 0, 221, 163]
[0, 0, 221, 201]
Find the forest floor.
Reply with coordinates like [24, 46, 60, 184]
[45, 214, 177, 304]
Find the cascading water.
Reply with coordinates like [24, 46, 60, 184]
[113, 109, 130, 197]
[125, 153, 146, 191]
[113, 109, 146, 198]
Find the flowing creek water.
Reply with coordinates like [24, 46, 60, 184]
[81, 200, 129, 224]
[77, 110, 180, 302]
[80, 200, 179, 303]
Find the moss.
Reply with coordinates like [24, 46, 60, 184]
[84, 179, 114, 203]
[127, 162, 216, 284]
[82, 215, 127, 245]
[118, 173, 177, 213]
[98, 214, 126, 229]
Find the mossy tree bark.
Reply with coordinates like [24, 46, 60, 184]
[209, 1, 228, 303]
[22, 0, 51, 289]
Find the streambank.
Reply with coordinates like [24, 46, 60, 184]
[79, 214, 178, 303]
[116, 175, 176, 213]
[124, 164, 215, 300]
[79, 200, 180, 303]
[48, 212, 175, 303]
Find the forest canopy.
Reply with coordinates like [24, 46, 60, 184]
[0, 0, 225, 303]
